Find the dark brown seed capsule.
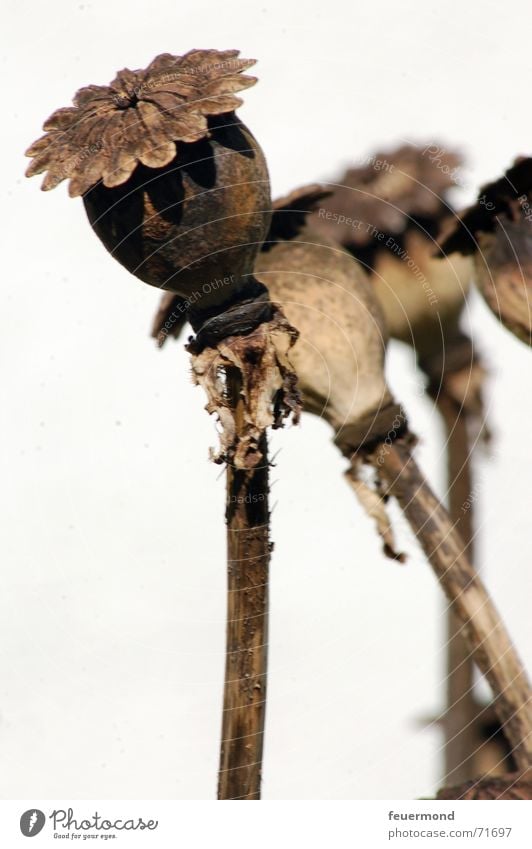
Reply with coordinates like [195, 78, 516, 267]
[25, 49, 272, 315]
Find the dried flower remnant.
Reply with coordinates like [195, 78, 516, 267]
[25, 49, 258, 196]
[190, 309, 300, 469]
[440, 157, 532, 346]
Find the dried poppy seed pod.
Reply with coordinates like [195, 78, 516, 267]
[154, 186, 404, 551]
[309, 143, 473, 365]
[25, 52, 299, 801]
[154, 185, 396, 438]
[256, 187, 395, 436]
[440, 156, 532, 346]
[25, 49, 272, 325]
[473, 217, 532, 346]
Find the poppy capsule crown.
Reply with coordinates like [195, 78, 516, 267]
[25, 49, 272, 313]
[309, 144, 473, 365]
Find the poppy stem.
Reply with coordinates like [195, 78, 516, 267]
[189, 308, 298, 799]
[435, 387, 484, 783]
[217, 367, 270, 800]
[365, 436, 532, 771]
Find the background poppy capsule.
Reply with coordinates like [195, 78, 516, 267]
[309, 143, 474, 365]
[440, 156, 532, 347]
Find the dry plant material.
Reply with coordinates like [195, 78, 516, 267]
[440, 157, 532, 346]
[311, 144, 462, 247]
[258, 188, 532, 770]
[309, 143, 473, 361]
[153, 185, 532, 769]
[26, 49, 258, 196]
[437, 769, 532, 800]
[421, 328, 490, 785]
[431, 362, 491, 786]
[220, 427, 269, 800]
[26, 49, 271, 316]
[311, 142, 495, 782]
[25, 49, 298, 801]
[189, 308, 299, 469]
[366, 436, 532, 770]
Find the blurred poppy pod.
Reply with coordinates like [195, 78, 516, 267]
[306, 146, 489, 450]
[309, 143, 473, 366]
[25, 49, 272, 321]
[437, 769, 532, 800]
[473, 218, 532, 346]
[440, 157, 532, 346]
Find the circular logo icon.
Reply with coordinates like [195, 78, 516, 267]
[20, 809, 46, 837]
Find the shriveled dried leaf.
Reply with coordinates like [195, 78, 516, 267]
[345, 459, 406, 562]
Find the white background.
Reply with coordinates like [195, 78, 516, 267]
[2, 0, 532, 800]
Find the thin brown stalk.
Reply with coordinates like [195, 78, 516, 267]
[436, 390, 480, 783]
[365, 436, 532, 771]
[218, 368, 270, 800]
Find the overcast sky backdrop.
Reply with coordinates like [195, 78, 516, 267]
[2, 0, 532, 799]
